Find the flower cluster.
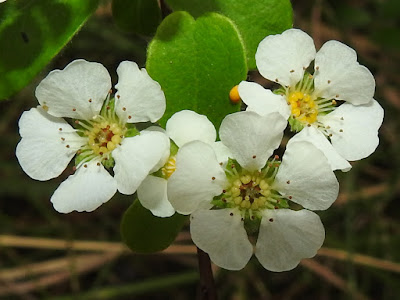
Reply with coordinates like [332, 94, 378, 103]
[16, 28, 384, 272]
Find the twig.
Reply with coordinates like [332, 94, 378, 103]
[196, 247, 217, 300]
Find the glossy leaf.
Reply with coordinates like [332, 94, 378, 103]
[165, 0, 293, 69]
[112, 0, 161, 35]
[121, 199, 187, 253]
[146, 11, 247, 129]
[0, 0, 99, 100]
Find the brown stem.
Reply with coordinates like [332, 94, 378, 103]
[197, 247, 217, 300]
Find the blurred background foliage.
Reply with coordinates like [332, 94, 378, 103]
[0, 0, 399, 299]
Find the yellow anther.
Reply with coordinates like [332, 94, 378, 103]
[230, 187, 240, 197]
[107, 141, 116, 151]
[251, 202, 259, 210]
[234, 197, 242, 205]
[260, 180, 269, 190]
[240, 174, 251, 184]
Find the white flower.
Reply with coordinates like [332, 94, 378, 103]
[168, 111, 339, 271]
[16, 59, 169, 213]
[239, 28, 384, 171]
[137, 110, 231, 217]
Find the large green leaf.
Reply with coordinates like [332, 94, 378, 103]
[165, 0, 293, 69]
[121, 199, 187, 253]
[0, 0, 99, 100]
[112, 0, 161, 36]
[146, 11, 247, 129]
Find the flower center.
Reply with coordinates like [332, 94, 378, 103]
[162, 156, 176, 179]
[225, 172, 275, 211]
[86, 121, 125, 156]
[288, 91, 318, 124]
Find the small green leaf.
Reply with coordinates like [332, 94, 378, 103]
[112, 0, 161, 35]
[165, 0, 293, 69]
[121, 199, 187, 253]
[146, 11, 247, 130]
[0, 0, 99, 100]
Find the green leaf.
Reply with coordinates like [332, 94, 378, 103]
[121, 199, 187, 253]
[0, 0, 99, 100]
[112, 0, 161, 35]
[165, 0, 293, 69]
[146, 11, 247, 130]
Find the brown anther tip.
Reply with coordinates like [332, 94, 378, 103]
[329, 134, 333, 137]
[286, 180, 290, 184]
[290, 69, 294, 73]
[66, 145, 70, 148]
[307, 124, 311, 127]
[251, 216, 255, 220]
[252, 155, 256, 159]
[61, 137, 65, 141]
[231, 164, 235, 169]
[316, 66, 319, 70]
[275, 78, 279, 83]
[75, 120, 79, 124]
[99, 152, 103, 155]
[269, 218, 274, 222]
[327, 80, 331, 84]
[230, 212, 234, 216]
[303, 66, 306, 70]
[59, 128, 62, 131]
[274, 206, 278, 209]
[88, 99, 92, 103]
[219, 162, 223, 165]
[128, 115, 132, 119]
[222, 198, 226, 202]
[72, 108, 76, 111]
[84, 164, 87, 168]
[274, 155, 279, 160]
[97, 162, 101, 166]
[339, 129, 343, 132]
[122, 107, 126, 111]
[222, 189, 226, 193]
[117, 95, 120, 99]
[211, 176, 216, 180]
[241, 218, 244, 221]
[106, 106, 110, 110]
[340, 117, 344, 120]
[335, 95, 339, 98]
[288, 196, 292, 199]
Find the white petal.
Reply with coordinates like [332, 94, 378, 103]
[288, 126, 352, 172]
[255, 209, 325, 272]
[16, 107, 86, 181]
[141, 128, 170, 173]
[191, 208, 253, 270]
[210, 141, 232, 165]
[256, 29, 316, 87]
[219, 111, 286, 172]
[35, 59, 111, 119]
[166, 110, 216, 147]
[168, 141, 227, 215]
[239, 81, 291, 119]
[114, 61, 166, 123]
[274, 141, 339, 210]
[137, 175, 175, 217]
[113, 131, 170, 195]
[314, 41, 375, 105]
[51, 160, 117, 213]
[320, 99, 384, 161]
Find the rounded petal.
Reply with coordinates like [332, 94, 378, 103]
[274, 141, 339, 210]
[114, 61, 166, 123]
[288, 126, 352, 172]
[191, 208, 253, 270]
[219, 111, 287, 172]
[141, 128, 170, 173]
[314, 41, 375, 105]
[166, 110, 216, 147]
[239, 81, 291, 119]
[168, 141, 227, 215]
[16, 107, 86, 181]
[320, 99, 384, 161]
[255, 209, 325, 272]
[137, 175, 175, 217]
[35, 59, 111, 119]
[113, 131, 170, 195]
[51, 160, 117, 213]
[210, 141, 232, 165]
[256, 29, 316, 87]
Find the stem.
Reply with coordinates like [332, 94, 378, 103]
[197, 247, 217, 300]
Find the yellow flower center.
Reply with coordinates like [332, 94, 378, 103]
[288, 91, 318, 124]
[223, 171, 278, 212]
[162, 156, 176, 179]
[86, 121, 125, 156]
